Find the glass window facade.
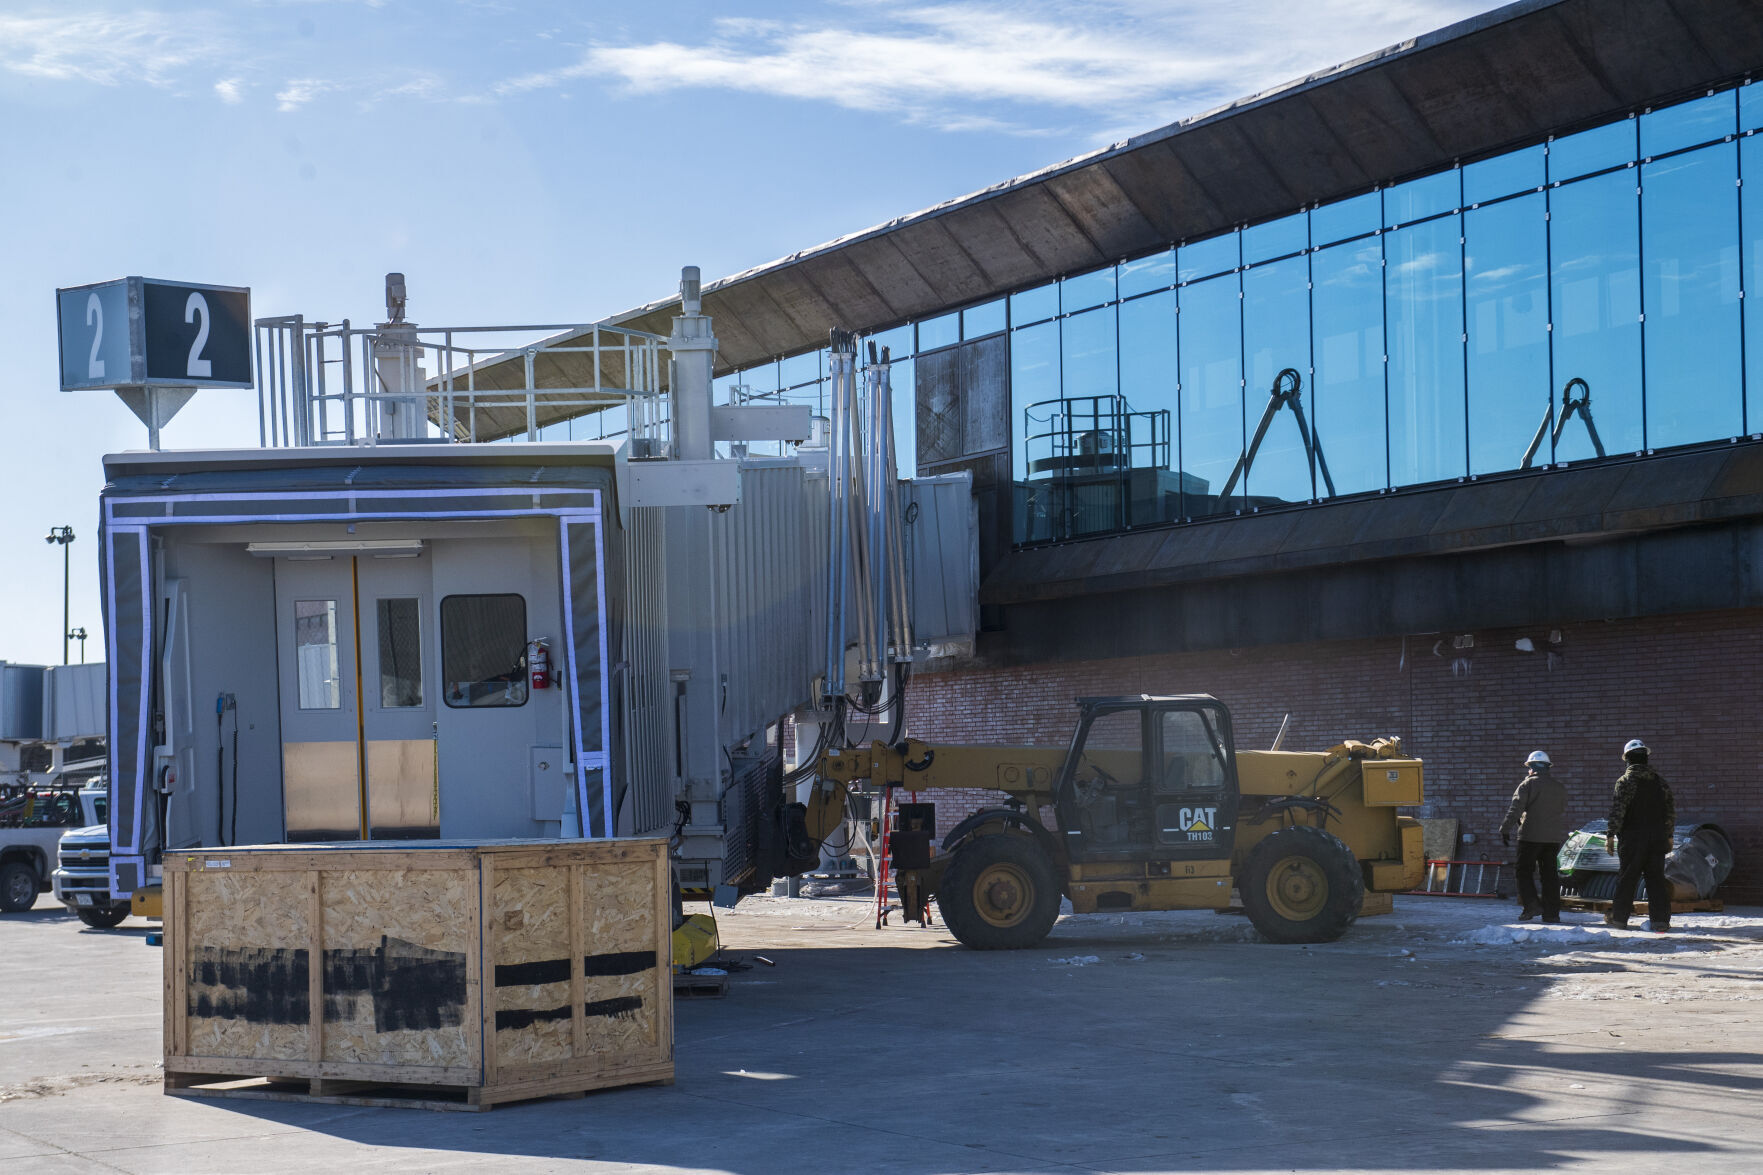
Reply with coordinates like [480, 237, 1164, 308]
[700, 83, 1762, 546]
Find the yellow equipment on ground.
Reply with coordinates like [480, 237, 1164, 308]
[671, 911, 721, 971]
[817, 694, 1425, 949]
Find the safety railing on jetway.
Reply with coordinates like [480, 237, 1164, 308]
[253, 315, 666, 447]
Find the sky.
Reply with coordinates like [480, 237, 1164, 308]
[0, 0, 1497, 665]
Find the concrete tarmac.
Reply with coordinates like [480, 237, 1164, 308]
[4, 889, 1763, 1174]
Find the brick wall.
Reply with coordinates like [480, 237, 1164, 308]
[901, 607, 1763, 904]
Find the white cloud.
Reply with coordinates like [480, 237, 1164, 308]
[214, 76, 244, 104]
[275, 77, 336, 112]
[500, 1, 1497, 137]
[0, 10, 227, 87]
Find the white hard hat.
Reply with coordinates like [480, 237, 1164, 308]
[1526, 750, 1550, 766]
[1623, 738, 1648, 756]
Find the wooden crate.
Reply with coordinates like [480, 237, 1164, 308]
[163, 838, 673, 1109]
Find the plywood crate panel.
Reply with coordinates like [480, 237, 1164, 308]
[164, 838, 672, 1107]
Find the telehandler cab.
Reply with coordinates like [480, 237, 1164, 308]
[817, 694, 1426, 949]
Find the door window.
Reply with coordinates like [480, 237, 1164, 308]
[440, 594, 528, 708]
[294, 599, 341, 710]
[1158, 710, 1227, 792]
[376, 597, 425, 708]
[1071, 709, 1145, 848]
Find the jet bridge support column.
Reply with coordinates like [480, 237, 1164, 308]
[663, 266, 732, 895]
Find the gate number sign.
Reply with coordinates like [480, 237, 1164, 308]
[56, 277, 251, 391]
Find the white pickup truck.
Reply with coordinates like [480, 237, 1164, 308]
[0, 786, 106, 918]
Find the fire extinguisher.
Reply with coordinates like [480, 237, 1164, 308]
[528, 639, 551, 691]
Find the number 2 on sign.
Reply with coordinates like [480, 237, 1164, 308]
[86, 292, 105, 379]
[184, 291, 212, 378]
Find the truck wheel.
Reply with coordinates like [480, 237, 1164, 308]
[76, 905, 129, 929]
[937, 834, 1061, 950]
[1241, 825, 1363, 944]
[0, 862, 38, 913]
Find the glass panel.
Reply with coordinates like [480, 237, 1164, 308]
[1550, 170, 1643, 460]
[1178, 273, 1244, 517]
[1642, 143, 1743, 448]
[1464, 145, 1544, 205]
[1062, 266, 1115, 313]
[1011, 321, 1062, 541]
[1384, 170, 1458, 226]
[1743, 81, 1763, 133]
[1178, 232, 1239, 283]
[1117, 290, 1179, 526]
[1745, 136, 1763, 432]
[1243, 212, 1308, 265]
[440, 594, 528, 708]
[1242, 255, 1315, 506]
[740, 359, 780, 397]
[1158, 710, 1227, 794]
[962, 299, 1006, 339]
[376, 598, 423, 708]
[777, 350, 820, 391]
[295, 600, 341, 711]
[917, 312, 959, 353]
[1386, 214, 1466, 485]
[889, 357, 917, 477]
[1311, 190, 1380, 246]
[1010, 282, 1059, 327]
[1641, 91, 1735, 158]
[1466, 193, 1551, 475]
[1312, 239, 1387, 495]
[1061, 305, 1123, 537]
[1062, 305, 1117, 399]
[867, 323, 913, 361]
[1549, 119, 1635, 183]
[1119, 249, 1176, 298]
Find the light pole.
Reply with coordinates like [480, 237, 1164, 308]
[45, 526, 74, 666]
[69, 627, 88, 664]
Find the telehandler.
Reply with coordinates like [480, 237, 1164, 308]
[815, 694, 1426, 948]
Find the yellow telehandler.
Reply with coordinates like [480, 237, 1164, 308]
[815, 694, 1426, 948]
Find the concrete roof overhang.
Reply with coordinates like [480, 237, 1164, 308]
[442, 0, 1763, 440]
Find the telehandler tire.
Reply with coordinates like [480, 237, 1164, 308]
[937, 834, 1061, 950]
[1240, 825, 1363, 944]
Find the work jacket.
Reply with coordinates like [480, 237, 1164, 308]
[1500, 769, 1568, 844]
[1609, 763, 1675, 843]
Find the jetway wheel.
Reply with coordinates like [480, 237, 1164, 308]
[1241, 825, 1363, 944]
[938, 834, 1061, 950]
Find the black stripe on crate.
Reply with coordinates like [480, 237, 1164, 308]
[495, 1004, 573, 1031]
[494, 958, 571, 987]
[584, 996, 644, 1019]
[582, 950, 657, 978]
[188, 946, 310, 1025]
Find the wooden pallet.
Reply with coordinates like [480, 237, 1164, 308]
[166, 1061, 674, 1111]
[1559, 894, 1724, 915]
[673, 972, 728, 999]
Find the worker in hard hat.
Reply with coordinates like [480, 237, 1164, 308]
[1500, 750, 1567, 922]
[1606, 739, 1676, 932]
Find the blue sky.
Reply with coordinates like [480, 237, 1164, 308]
[0, 0, 1493, 664]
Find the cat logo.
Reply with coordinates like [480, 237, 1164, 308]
[1179, 806, 1217, 841]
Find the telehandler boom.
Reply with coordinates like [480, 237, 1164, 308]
[816, 694, 1426, 948]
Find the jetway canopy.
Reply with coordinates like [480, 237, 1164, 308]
[445, 0, 1763, 441]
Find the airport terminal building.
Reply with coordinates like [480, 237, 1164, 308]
[586, 0, 1763, 898]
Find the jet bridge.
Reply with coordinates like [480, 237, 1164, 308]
[99, 268, 976, 905]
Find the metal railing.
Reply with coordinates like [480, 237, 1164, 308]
[253, 317, 667, 447]
[1021, 394, 1171, 479]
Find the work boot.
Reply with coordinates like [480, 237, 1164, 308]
[1518, 905, 1540, 922]
[1645, 920, 1670, 933]
[1540, 912, 1562, 924]
[1602, 912, 1627, 929]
